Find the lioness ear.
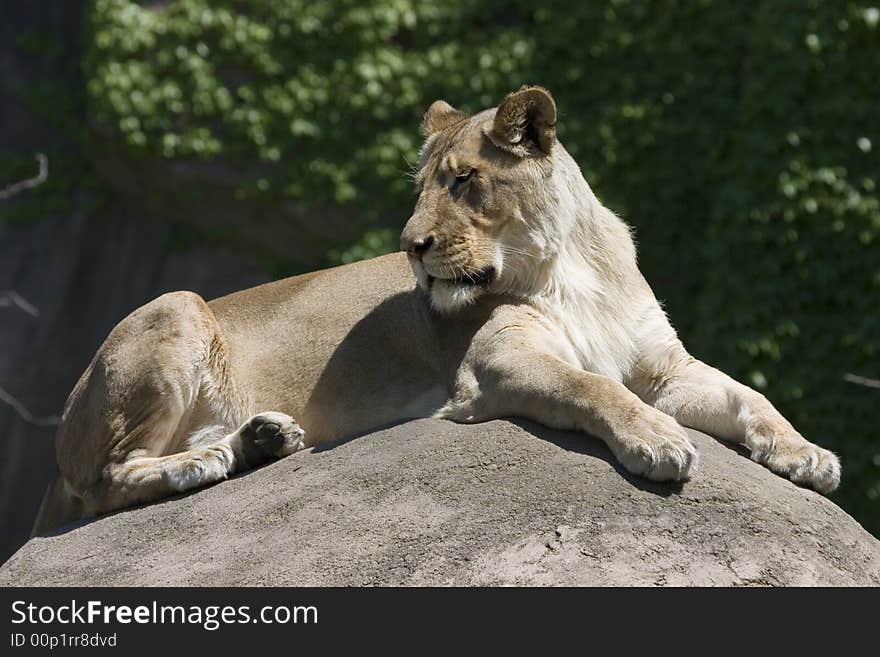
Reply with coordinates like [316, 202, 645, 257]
[422, 100, 469, 137]
[488, 86, 557, 156]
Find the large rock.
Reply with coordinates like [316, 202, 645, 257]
[2, 419, 878, 586]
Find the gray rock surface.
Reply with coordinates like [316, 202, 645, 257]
[2, 419, 879, 586]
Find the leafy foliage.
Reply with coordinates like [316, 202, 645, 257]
[85, 0, 880, 532]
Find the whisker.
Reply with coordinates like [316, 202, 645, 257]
[499, 245, 534, 258]
[401, 154, 421, 183]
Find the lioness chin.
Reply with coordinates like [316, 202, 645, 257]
[33, 86, 840, 535]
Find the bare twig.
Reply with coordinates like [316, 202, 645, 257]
[0, 386, 60, 426]
[0, 290, 39, 317]
[843, 373, 880, 390]
[0, 153, 48, 200]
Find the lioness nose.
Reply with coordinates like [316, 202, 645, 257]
[402, 234, 434, 258]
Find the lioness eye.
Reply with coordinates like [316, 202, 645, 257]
[454, 168, 475, 186]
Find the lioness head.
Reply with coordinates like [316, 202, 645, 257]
[401, 86, 587, 312]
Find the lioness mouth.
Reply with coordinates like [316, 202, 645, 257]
[445, 266, 495, 287]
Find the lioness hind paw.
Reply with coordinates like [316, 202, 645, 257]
[240, 412, 305, 464]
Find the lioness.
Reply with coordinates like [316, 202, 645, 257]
[33, 86, 840, 534]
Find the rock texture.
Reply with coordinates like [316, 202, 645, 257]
[2, 419, 878, 586]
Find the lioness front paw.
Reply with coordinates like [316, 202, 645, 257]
[613, 410, 698, 482]
[240, 411, 305, 464]
[750, 429, 841, 494]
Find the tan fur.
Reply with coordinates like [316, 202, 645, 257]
[33, 87, 840, 535]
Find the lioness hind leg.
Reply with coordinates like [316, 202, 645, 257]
[45, 290, 308, 527]
[92, 413, 305, 514]
[96, 444, 236, 513]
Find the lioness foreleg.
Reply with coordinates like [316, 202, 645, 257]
[454, 348, 698, 482]
[642, 353, 840, 493]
